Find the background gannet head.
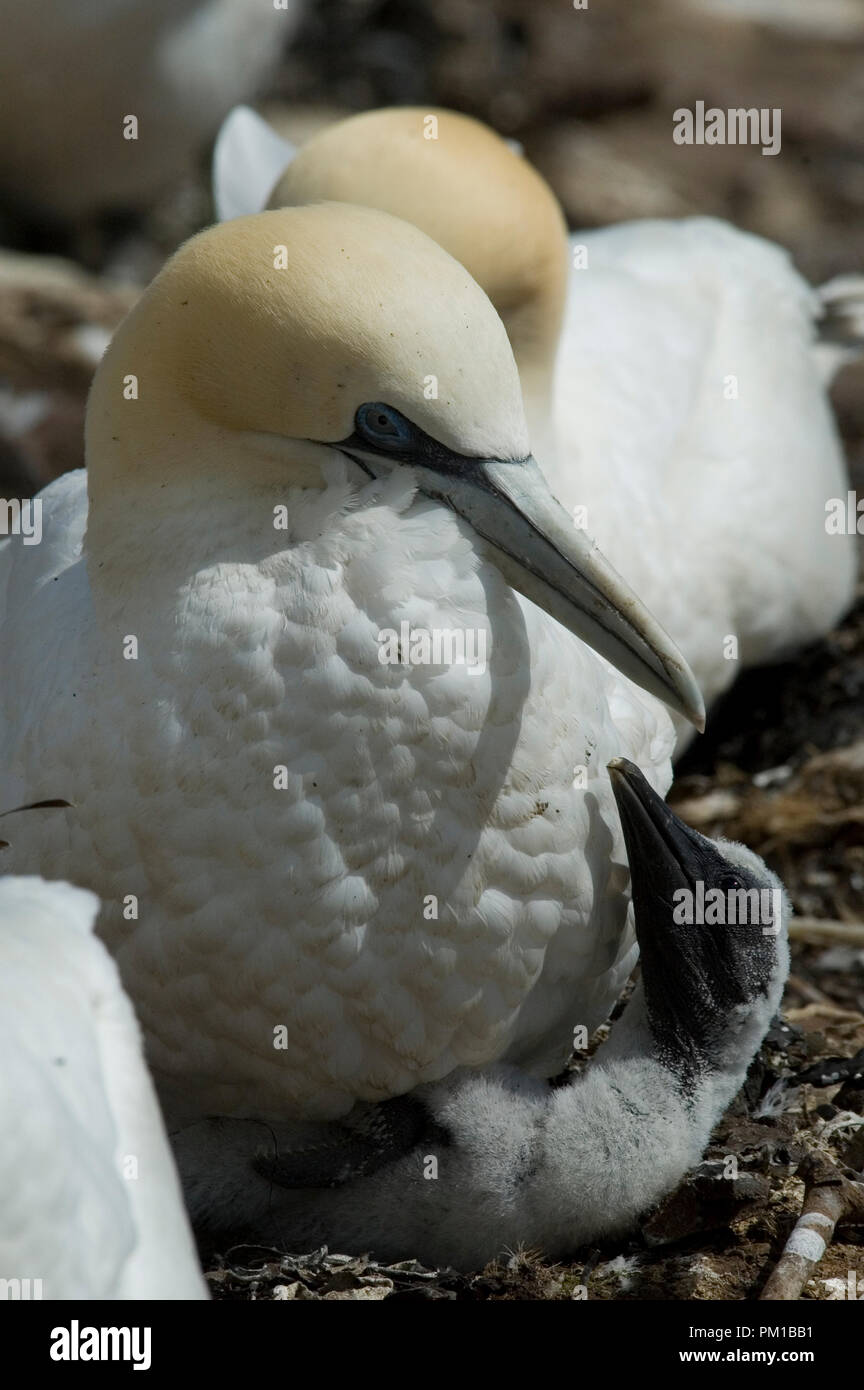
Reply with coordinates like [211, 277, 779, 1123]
[265, 107, 569, 409]
[86, 202, 702, 725]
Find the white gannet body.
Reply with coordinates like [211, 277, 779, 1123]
[0, 876, 206, 1299]
[223, 106, 859, 745]
[174, 761, 790, 1269]
[551, 218, 858, 725]
[0, 1, 301, 218]
[0, 204, 702, 1130]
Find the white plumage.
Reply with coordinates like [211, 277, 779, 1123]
[213, 105, 299, 224]
[0, 204, 694, 1131]
[550, 217, 857, 730]
[226, 105, 858, 746]
[0, 876, 206, 1299]
[0, 1, 302, 218]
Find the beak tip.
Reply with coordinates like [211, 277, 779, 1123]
[672, 663, 706, 733]
[607, 755, 644, 789]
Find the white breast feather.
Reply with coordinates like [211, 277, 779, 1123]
[1, 463, 673, 1123]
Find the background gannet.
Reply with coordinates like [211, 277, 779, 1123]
[0, 876, 206, 1299]
[0, 203, 702, 1134]
[0, 1, 303, 220]
[173, 760, 790, 1270]
[218, 105, 860, 747]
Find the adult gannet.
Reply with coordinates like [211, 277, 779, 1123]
[0, 1, 302, 219]
[0, 876, 206, 1299]
[0, 204, 702, 1134]
[174, 760, 790, 1270]
[217, 106, 860, 745]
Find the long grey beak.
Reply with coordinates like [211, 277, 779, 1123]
[411, 454, 705, 728]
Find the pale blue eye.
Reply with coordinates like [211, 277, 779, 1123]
[356, 403, 415, 451]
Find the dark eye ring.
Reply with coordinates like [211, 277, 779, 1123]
[356, 402, 415, 452]
[717, 873, 744, 893]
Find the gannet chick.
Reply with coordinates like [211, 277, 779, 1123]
[0, 203, 702, 1131]
[177, 761, 788, 1270]
[224, 105, 859, 747]
[0, 876, 206, 1299]
[0, 1, 301, 219]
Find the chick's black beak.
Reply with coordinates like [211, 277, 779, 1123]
[608, 756, 712, 930]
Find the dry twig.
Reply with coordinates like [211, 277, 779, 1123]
[788, 917, 864, 947]
[760, 1155, 864, 1300]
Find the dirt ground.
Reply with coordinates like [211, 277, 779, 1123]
[2, 0, 862, 1301]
